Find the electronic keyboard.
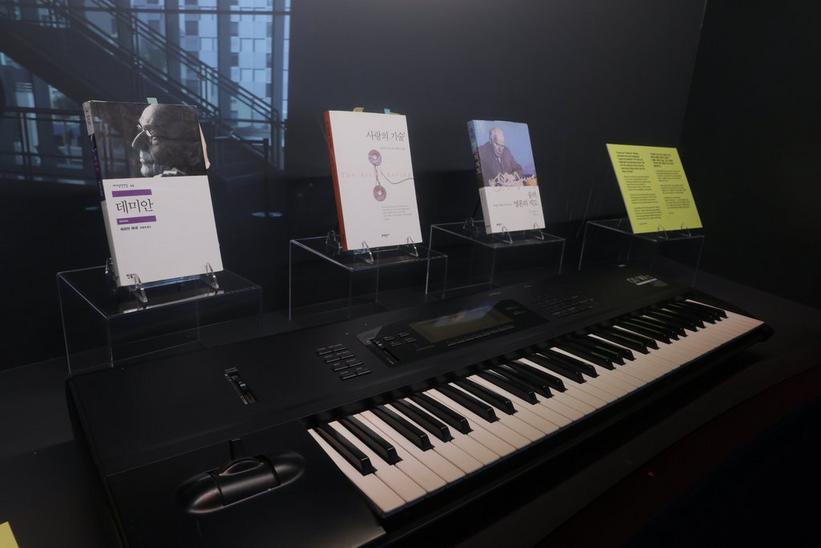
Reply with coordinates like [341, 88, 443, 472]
[67, 267, 772, 547]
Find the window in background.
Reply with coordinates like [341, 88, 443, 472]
[0, 0, 291, 178]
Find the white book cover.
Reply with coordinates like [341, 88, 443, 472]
[83, 101, 223, 287]
[467, 120, 545, 234]
[325, 110, 423, 251]
[101, 177, 222, 286]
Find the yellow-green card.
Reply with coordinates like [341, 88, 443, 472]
[606, 144, 702, 234]
[0, 522, 19, 548]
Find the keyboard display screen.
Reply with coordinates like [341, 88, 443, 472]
[410, 304, 512, 343]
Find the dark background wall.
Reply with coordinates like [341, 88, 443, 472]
[285, 0, 706, 227]
[679, 1, 821, 309]
[14, 0, 808, 371]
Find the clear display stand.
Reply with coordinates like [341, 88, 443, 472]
[288, 231, 447, 322]
[577, 218, 705, 285]
[426, 218, 565, 295]
[58, 266, 262, 375]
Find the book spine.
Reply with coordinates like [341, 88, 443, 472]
[82, 102, 105, 199]
[466, 121, 485, 190]
[324, 111, 349, 251]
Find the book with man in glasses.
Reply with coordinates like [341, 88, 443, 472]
[82, 100, 223, 288]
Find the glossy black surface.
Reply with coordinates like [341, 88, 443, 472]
[66, 267, 772, 547]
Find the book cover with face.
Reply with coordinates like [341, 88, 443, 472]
[84, 101, 222, 287]
[468, 120, 545, 234]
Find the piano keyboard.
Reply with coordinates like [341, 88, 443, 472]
[308, 299, 764, 514]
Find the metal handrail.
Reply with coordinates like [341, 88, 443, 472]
[1, 0, 281, 166]
[0, 106, 276, 181]
[51, 0, 275, 121]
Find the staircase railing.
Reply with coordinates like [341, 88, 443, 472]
[0, 0, 281, 168]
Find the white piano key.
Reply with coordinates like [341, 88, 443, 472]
[538, 393, 588, 422]
[586, 336, 669, 383]
[328, 421, 427, 502]
[308, 428, 405, 514]
[515, 358, 602, 413]
[469, 376, 561, 436]
[399, 398, 495, 468]
[547, 348, 625, 400]
[512, 359, 592, 419]
[567, 340, 649, 392]
[448, 383, 542, 444]
[397, 399, 502, 467]
[425, 390, 519, 457]
[380, 403, 484, 475]
[352, 412, 451, 491]
[358, 411, 468, 481]
[461, 377, 557, 439]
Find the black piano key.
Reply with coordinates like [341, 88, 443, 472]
[339, 416, 401, 465]
[634, 314, 684, 338]
[316, 423, 376, 475]
[494, 363, 553, 398]
[372, 406, 433, 451]
[506, 360, 566, 392]
[454, 379, 516, 415]
[638, 313, 687, 337]
[392, 400, 452, 442]
[539, 348, 598, 377]
[478, 369, 539, 404]
[564, 338, 625, 366]
[664, 301, 715, 323]
[618, 319, 672, 344]
[522, 352, 585, 384]
[683, 299, 727, 319]
[592, 327, 651, 353]
[674, 300, 723, 322]
[606, 325, 659, 350]
[409, 394, 472, 434]
[554, 341, 616, 369]
[579, 333, 634, 361]
[437, 385, 499, 422]
[657, 304, 705, 328]
[645, 309, 699, 332]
